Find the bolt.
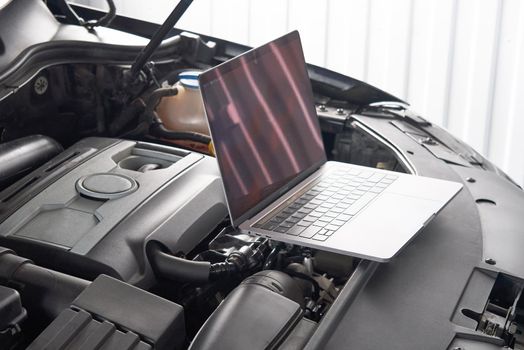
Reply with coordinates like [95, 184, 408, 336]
[421, 137, 437, 145]
[318, 105, 327, 112]
[336, 108, 345, 115]
[485, 258, 496, 265]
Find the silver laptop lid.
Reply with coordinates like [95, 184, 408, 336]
[199, 31, 327, 227]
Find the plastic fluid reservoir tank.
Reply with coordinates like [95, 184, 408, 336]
[156, 71, 209, 136]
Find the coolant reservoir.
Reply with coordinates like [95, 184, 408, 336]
[156, 71, 209, 136]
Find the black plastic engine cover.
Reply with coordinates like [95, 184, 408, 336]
[0, 138, 227, 286]
[28, 275, 185, 350]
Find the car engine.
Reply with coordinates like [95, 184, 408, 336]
[9, 1, 522, 349]
[0, 131, 388, 349]
[0, 53, 406, 348]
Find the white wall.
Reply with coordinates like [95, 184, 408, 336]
[80, 0, 524, 186]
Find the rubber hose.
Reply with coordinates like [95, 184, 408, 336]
[144, 86, 212, 145]
[0, 135, 63, 190]
[0, 247, 90, 318]
[148, 242, 211, 283]
[150, 122, 211, 144]
[148, 242, 241, 283]
[208, 261, 239, 280]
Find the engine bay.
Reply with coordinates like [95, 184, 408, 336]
[0, 52, 408, 348]
[3, 1, 524, 349]
[0, 128, 404, 349]
[0, 2, 472, 348]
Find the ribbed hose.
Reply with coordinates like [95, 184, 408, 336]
[209, 261, 239, 280]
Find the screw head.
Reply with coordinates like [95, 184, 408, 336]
[318, 104, 327, 112]
[33, 75, 49, 95]
[336, 108, 345, 115]
[466, 177, 476, 183]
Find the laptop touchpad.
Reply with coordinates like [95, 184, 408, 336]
[329, 192, 442, 262]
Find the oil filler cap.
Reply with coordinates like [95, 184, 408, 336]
[76, 173, 138, 200]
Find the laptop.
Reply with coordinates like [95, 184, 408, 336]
[199, 31, 462, 262]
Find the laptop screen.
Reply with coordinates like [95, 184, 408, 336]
[199, 31, 326, 226]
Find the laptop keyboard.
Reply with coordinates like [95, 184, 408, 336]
[253, 168, 398, 242]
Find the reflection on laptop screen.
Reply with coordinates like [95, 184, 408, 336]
[200, 31, 326, 225]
